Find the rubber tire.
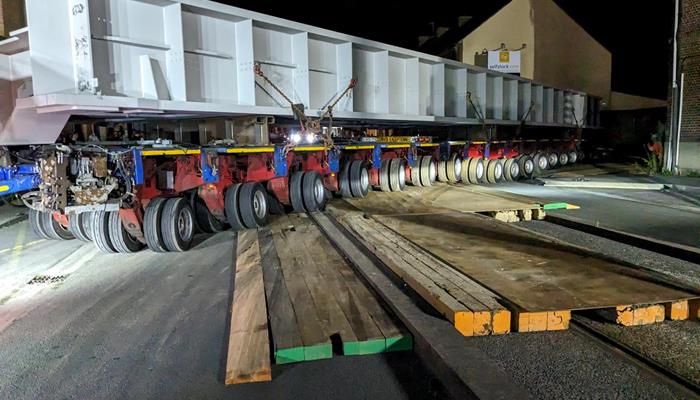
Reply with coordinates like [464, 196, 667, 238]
[144, 198, 169, 252]
[82, 211, 94, 241]
[289, 172, 306, 213]
[503, 158, 520, 182]
[568, 151, 578, 164]
[195, 198, 226, 233]
[494, 159, 505, 182]
[485, 159, 503, 184]
[547, 152, 559, 169]
[161, 197, 195, 252]
[559, 152, 569, 166]
[41, 211, 74, 240]
[349, 160, 370, 197]
[29, 209, 51, 240]
[446, 154, 461, 183]
[379, 159, 391, 192]
[302, 171, 325, 212]
[437, 160, 449, 182]
[339, 162, 353, 198]
[389, 158, 405, 192]
[92, 210, 117, 253]
[533, 152, 549, 175]
[239, 182, 269, 228]
[69, 212, 92, 242]
[463, 157, 483, 184]
[517, 155, 534, 179]
[224, 184, 247, 230]
[108, 211, 144, 253]
[419, 156, 435, 186]
[410, 157, 422, 187]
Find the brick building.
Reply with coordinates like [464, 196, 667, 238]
[669, 0, 700, 172]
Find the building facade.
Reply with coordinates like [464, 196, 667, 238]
[670, 0, 700, 172]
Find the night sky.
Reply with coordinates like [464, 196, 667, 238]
[217, 0, 673, 100]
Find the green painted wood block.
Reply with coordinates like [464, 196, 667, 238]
[303, 343, 332, 361]
[384, 335, 413, 352]
[343, 338, 386, 355]
[543, 202, 568, 210]
[275, 347, 305, 364]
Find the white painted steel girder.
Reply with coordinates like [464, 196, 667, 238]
[0, 0, 600, 145]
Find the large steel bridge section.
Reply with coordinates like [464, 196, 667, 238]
[0, 0, 600, 145]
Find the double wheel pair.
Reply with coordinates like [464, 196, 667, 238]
[339, 160, 370, 198]
[483, 158, 521, 183]
[378, 158, 406, 192]
[289, 171, 328, 213]
[29, 209, 75, 241]
[143, 197, 197, 253]
[410, 156, 437, 187]
[438, 154, 462, 183]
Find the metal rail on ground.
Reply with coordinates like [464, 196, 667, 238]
[545, 214, 700, 265]
[570, 316, 700, 398]
[310, 211, 534, 400]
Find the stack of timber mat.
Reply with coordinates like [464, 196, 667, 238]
[346, 184, 546, 222]
[329, 193, 700, 335]
[225, 214, 412, 384]
[262, 214, 411, 363]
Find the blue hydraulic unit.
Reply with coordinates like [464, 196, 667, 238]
[0, 164, 40, 196]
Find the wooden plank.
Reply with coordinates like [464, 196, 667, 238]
[258, 228, 304, 364]
[284, 216, 359, 349]
[310, 211, 535, 400]
[339, 217, 474, 335]
[372, 212, 696, 312]
[348, 215, 511, 335]
[300, 219, 387, 355]
[332, 255, 413, 352]
[225, 230, 271, 385]
[270, 221, 332, 361]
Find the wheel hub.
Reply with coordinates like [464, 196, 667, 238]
[454, 158, 462, 177]
[360, 167, 369, 190]
[538, 156, 548, 169]
[525, 159, 534, 174]
[476, 160, 484, 179]
[253, 190, 268, 219]
[177, 208, 193, 241]
[314, 178, 325, 204]
[398, 162, 406, 186]
[510, 162, 520, 178]
[494, 162, 503, 179]
[429, 161, 436, 182]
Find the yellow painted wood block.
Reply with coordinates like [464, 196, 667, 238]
[454, 311, 474, 336]
[664, 301, 689, 321]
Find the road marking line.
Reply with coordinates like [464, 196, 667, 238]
[0, 238, 45, 255]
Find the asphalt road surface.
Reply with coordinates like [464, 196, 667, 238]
[0, 218, 443, 400]
[0, 201, 695, 400]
